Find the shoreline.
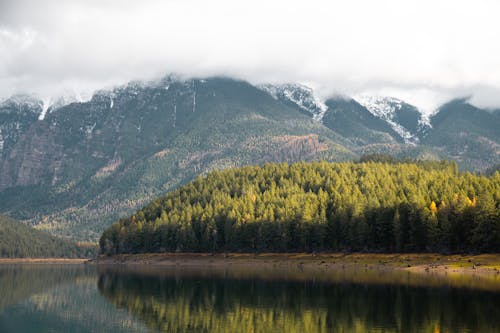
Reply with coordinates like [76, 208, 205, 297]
[93, 252, 500, 277]
[0, 258, 89, 264]
[2, 253, 499, 290]
[2, 253, 499, 278]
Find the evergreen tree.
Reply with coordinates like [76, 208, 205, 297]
[99, 161, 500, 254]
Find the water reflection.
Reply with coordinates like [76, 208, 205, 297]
[0, 264, 499, 333]
[98, 266, 500, 333]
[0, 264, 150, 333]
[0, 264, 88, 310]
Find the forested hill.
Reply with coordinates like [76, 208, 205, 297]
[100, 161, 500, 254]
[0, 215, 93, 258]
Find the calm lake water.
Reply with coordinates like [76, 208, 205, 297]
[0, 264, 499, 333]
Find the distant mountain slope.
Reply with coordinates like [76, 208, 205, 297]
[258, 83, 327, 120]
[392, 102, 423, 134]
[421, 99, 500, 171]
[0, 95, 42, 160]
[0, 77, 354, 240]
[0, 77, 499, 242]
[0, 214, 87, 258]
[321, 97, 403, 145]
[355, 96, 428, 143]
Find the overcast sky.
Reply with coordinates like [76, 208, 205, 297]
[1, 0, 500, 112]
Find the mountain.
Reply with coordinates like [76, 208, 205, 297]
[321, 97, 402, 146]
[287, 93, 442, 160]
[0, 214, 89, 257]
[354, 96, 428, 143]
[258, 83, 327, 120]
[259, 85, 428, 149]
[0, 77, 354, 240]
[0, 77, 499, 242]
[421, 98, 500, 171]
[0, 95, 43, 157]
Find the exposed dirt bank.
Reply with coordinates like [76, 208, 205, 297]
[94, 253, 500, 275]
[93, 253, 500, 291]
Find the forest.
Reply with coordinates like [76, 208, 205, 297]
[0, 214, 94, 258]
[100, 159, 500, 254]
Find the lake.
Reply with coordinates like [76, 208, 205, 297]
[0, 264, 499, 332]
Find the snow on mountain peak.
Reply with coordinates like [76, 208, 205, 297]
[38, 98, 51, 120]
[354, 96, 405, 118]
[354, 95, 420, 144]
[37, 93, 86, 120]
[0, 94, 42, 111]
[259, 83, 327, 121]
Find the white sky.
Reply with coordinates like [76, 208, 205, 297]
[1, 0, 500, 112]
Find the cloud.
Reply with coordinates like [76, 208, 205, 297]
[1, 0, 500, 112]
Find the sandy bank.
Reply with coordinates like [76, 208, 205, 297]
[94, 253, 500, 275]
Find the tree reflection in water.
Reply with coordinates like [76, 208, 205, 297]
[98, 267, 500, 333]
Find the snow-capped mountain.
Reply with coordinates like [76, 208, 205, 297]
[0, 76, 353, 240]
[258, 85, 431, 145]
[0, 95, 42, 155]
[0, 94, 43, 114]
[0, 75, 498, 242]
[354, 96, 428, 144]
[0, 93, 86, 120]
[259, 83, 327, 121]
[49, 94, 84, 114]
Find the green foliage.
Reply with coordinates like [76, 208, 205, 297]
[359, 153, 399, 164]
[0, 214, 95, 258]
[100, 161, 500, 254]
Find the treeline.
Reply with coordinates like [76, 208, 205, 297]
[0, 215, 95, 258]
[100, 161, 500, 254]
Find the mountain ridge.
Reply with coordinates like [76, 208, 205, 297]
[0, 76, 498, 241]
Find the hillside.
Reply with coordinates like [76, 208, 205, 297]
[321, 97, 402, 145]
[355, 96, 426, 143]
[0, 78, 354, 241]
[421, 99, 500, 171]
[0, 215, 91, 258]
[100, 161, 500, 254]
[0, 77, 499, 242]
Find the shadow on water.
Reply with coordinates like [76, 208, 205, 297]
[97, 265, 500, 333]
